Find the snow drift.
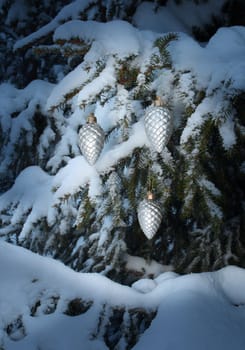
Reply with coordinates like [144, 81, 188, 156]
[0, 241, 245, 349]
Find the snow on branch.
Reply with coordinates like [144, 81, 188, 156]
[0, 80, 54, 174]
[53, 20, 141, 58]
[13, 0, 96, 50]
[0, 166, 53, 240]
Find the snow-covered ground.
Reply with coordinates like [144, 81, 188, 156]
[0, 241, 245, 350]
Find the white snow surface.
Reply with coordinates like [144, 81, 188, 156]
[170, 26, 245, 93]
[0, 242, 245, 349]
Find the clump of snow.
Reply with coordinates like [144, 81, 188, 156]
[215, 266, 245, 305]
[125, 254, 173, 278]
[54, 20, 141, 58]
[132, 279, 157, 294]
[154, 271, 179, 284]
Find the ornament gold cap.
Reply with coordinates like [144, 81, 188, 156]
[147, 191, 154, 200]
[153, 96, 164, 107]
[87, 113, 97, 124]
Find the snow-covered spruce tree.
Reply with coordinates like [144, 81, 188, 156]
[0, 0, 244, 283]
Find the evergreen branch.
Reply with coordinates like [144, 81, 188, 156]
[33, 43, 90, 58]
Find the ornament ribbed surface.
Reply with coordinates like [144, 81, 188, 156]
[137, 199, 162, 240]
[144, 106, 172, 153]
[79, 123, 105, 165]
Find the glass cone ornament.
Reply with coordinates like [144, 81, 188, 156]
[78, 114, 105, 165]
[144, 96, 172, 153]
[137, 192, 162, 240]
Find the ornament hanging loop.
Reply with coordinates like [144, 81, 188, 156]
[147, 191, 154, 200]
[153, 96, 164, 107]
[87, 113, 97, 124]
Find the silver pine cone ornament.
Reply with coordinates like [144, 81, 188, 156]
[144, 96, 172, 153]
[79, 114, 105, 165]
[137, 192, 162, 240]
